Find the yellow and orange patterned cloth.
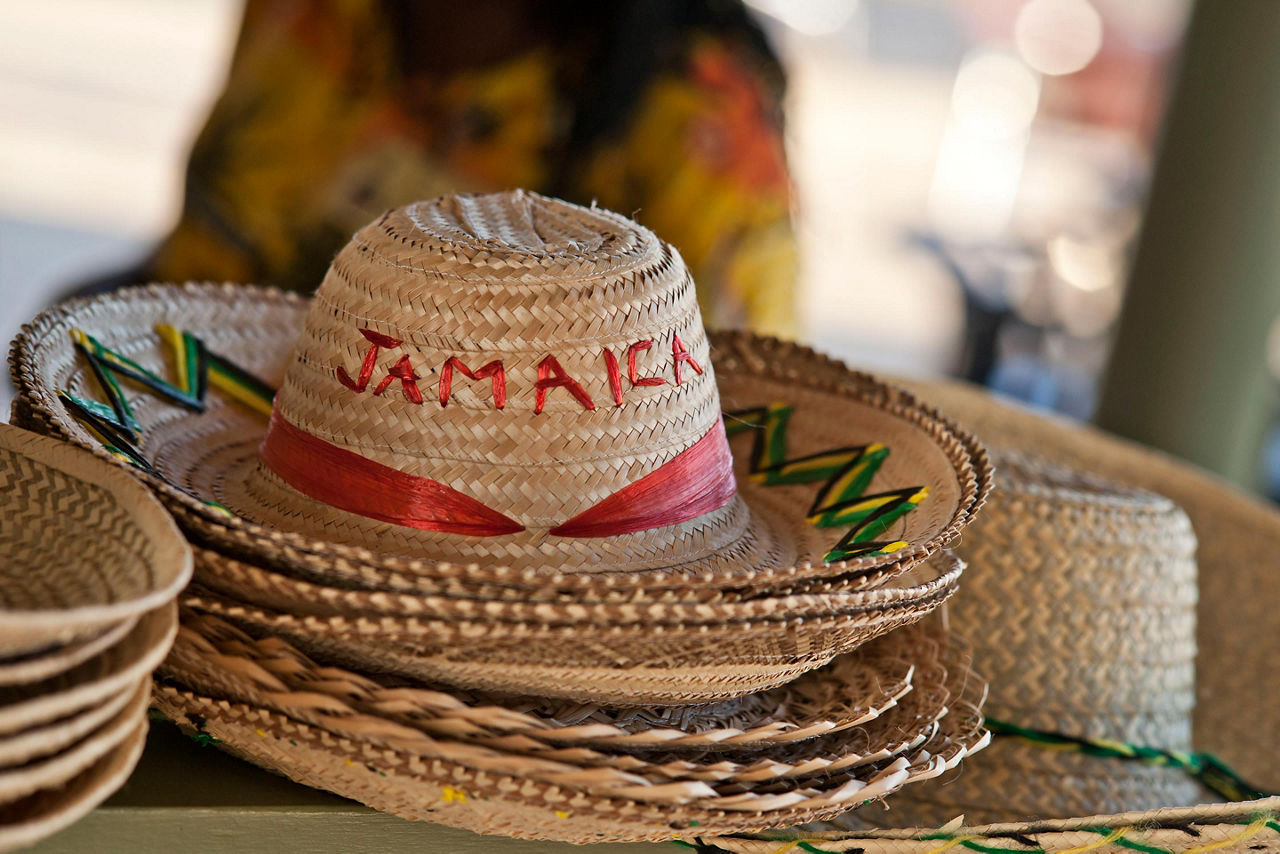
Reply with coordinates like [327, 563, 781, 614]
[148, 0, 796, 336]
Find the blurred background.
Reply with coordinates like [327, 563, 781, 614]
[3, 0, 1278, 496]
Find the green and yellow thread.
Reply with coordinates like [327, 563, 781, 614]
[678, 814, 1280, 854]
[984, 719, 1272, 804]
[61, 326, 275, 503]
[723, 404, 927, 561]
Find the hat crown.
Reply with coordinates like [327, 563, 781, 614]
[267, 191, 729, 534]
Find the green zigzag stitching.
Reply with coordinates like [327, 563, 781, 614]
[722, 403, 928, 562]
[60, 326, 275, 508]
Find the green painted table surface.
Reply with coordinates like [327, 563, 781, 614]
[29, 720, 667, 853]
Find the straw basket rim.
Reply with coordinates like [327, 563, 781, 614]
[0, 716, 147, 853]
[0, 678, 149, 804]
[0, 673, 144, 768]
[0, 604, 176, 736]
[0, 616, 137, 687]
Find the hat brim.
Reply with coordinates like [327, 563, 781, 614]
[152, 612, 988, 843]
[11, 283, 990, 592]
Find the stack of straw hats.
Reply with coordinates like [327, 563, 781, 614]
[0, 425, 189, 852]
[10, 191, 996, 842]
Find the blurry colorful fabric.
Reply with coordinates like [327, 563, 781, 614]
[148, 0, 797, 336]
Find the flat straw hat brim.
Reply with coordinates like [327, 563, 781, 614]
[189, 544, 964, 625]
[159, 617, 957, 796]
[166, 610, 927, 752]
[10, 283, 990, 591]
[150, 619, 988, 843]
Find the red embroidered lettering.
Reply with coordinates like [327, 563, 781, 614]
[337, 328, 403, 392]
[627, 340, 668, 388]
[603, 350, 625, 407]
[534, 355, 596, 414]
[671, 335, 704, 385]
[439, 357, 506, 409]
[373, 354, 424, 404]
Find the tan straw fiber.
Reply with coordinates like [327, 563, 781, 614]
[159, 615, 962, 798]
[0, 604, 175, 736]
[165, 609, 922, 751]
[9, 194, 990, 597]
[0, 425, 191, 658]
[812, 449, 1204, 824]
[0, 679, 148, 804]
[189, 543, 964, 625]
[690, 378, 1280, 853]
[150, 620, 988, 843]
[0, 673, 142, 768]
[896, 379, 1279, 792]
[0, 616, 136, 687]
[0, 718, 146, 854]
[178, 552, 957, 705]
[159, 613, 950, 780]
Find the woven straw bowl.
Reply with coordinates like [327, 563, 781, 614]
[0, 425, 191, 659]
[0, 604, 175, 737]
[0, 717, 147, 854]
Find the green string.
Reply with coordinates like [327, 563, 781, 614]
[985, 717, 1273, 802]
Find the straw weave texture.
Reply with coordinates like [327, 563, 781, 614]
[163, 610, 928, 752]
[895, 379, 1280, 794]
[151, 619, 988, 843]
[0, 426, 190, 658]
[9, 282, 990, 589]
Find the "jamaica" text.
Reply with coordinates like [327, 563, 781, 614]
[336, 328, 704, 414]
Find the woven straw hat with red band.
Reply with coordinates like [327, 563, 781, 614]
[10, 190, 991, 705]
[10, 190, 989, 586]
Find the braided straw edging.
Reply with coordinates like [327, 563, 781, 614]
[699, 799, 1280, 854]
[150, 642, 988, 844]
[165, 609, 926, 751]
[158, 613, 959, 797]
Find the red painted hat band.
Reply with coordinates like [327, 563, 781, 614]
[258, 412, 736, 538]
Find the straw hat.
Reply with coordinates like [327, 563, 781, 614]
[690, 379, 1280, 853]
[0, 425, 191, 658]
[9, 191, 991, 702]
[10, 193, 988, 579]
